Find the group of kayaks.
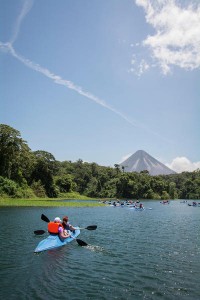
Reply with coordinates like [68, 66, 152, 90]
[180, 200, 200, 206]
[111, 204, 145, 210]
[34, 214, 97, 253]
[104, 200, 144, 207]
[188, 201, 200, 207]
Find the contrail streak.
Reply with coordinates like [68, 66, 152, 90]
[0, 42, 172, 142]
[3, 42, 136, 124]
[0, 0, 172, 143]
[9, 0, 33, 45]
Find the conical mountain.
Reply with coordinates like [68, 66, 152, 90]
[119, 150, 176, 176]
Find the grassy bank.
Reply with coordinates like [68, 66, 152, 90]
[0, 193, 105, 207]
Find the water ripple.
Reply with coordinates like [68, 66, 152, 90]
[0, 203, 200, 299]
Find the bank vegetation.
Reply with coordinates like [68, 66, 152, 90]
[0, 124, 199, 205]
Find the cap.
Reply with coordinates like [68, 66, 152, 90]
[54, 217, 61, 223]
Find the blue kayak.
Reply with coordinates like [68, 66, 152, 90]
[34, 228, 80, 253]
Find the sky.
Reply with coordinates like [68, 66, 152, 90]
[1, 0, 200, 173]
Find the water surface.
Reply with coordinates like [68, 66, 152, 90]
[0, 200, 199, 299]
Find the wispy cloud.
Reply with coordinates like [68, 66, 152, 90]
[9, 0, 33, 45]
[133, 0, 200, 75]
[166, 156, 200, 173]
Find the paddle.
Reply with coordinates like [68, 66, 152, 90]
[79, 225, 97, 230]
[72, 237, 88, 247]
[41, 214, 50, 223]
[33, 214, 50, 235]
[34, 226, 97, 235]
[39, 214, 90, 246]
[41, 214, 97, 230]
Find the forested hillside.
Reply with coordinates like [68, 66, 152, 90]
[0, 124, 199, 200]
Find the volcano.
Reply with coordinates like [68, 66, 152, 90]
[119, 150, 176, 176]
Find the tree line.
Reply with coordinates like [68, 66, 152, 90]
[0, 124, 199, 200]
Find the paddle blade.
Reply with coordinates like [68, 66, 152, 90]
[34, 230, 46, 235]
[76, 239, 88, 247]
[41, 214, 50, 223]
[86, 225, 97, 230]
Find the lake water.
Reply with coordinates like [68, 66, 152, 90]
[0, 200, 199, 300]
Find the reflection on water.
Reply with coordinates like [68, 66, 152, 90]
[0, 201, 200, 300]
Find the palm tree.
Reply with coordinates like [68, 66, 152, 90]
[121, 165, 128, 173]
[114, 164, 120, 175]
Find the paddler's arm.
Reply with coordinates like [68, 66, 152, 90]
[69, 225, 76, 231]
[58, 227, 70, 239]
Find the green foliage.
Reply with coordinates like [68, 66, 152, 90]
[31, 180, 47, 198]
[0, 176, 35, 198]
[168, 182, 178, 199]
[55, 174, 75, 193]
[99, 178, 118, 198]
[0, 176, 18, 196]
[13, 187, 36, 199]
[0, 124, 200, 200]
[31, 150, 58, 197]
[161, 191, 170, 200]
[0, 124, 35, 183]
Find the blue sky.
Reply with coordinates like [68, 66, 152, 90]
[1, 0, 200, 173]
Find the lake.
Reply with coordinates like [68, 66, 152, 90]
[0, 200, 199, 300]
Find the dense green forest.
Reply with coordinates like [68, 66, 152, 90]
[0, 124, 199, 200]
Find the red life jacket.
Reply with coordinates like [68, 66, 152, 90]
[48, 222, 63, 234]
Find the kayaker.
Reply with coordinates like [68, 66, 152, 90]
[62, 216, 76, 233]
[48, 217, 70, 239]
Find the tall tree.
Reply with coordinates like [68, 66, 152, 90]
[31, 150, 58, 197]
[0, 124, 34, 183]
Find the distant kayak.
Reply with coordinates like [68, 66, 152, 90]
[34, 228, 80, 253]
[188, 202, 199, 207]
[129, 207, 145, 211]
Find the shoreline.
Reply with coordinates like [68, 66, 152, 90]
[0, 197, 105, 207]
[0, 198, 195, 207]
